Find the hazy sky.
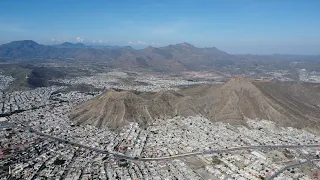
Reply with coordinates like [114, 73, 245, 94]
[0, 0, 319, 54]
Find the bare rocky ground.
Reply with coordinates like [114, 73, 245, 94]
[70, 78, 320, 131]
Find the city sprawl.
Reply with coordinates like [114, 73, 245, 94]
[0, 70, 320, 180]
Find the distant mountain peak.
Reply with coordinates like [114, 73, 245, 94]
[1, 40, 42, 51]
[9, 40, 39, 46]
[174, 42, 194, 47]
[61, 42, 72, 45]
[145, 45, 154, 50]
[21, 40, 38, 43]
[55, 42, 86, 48]
[141, 45, 155, 53]
[75, 42, 85, 46]
[123, 46, 133, 49]
[181, 42, 193, 47]
[165, 42, 196, 50]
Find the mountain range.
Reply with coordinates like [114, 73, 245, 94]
[70, 78, 320, 131]
[0, 40, 319, 72]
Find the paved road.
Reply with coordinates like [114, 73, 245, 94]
[267, 159, 320, 180]
[7, 121, 320, 179]
[27, 127, 320, 180]
[8, 121, 320, 162]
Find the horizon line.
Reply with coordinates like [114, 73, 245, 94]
[1, 39, 319, 56]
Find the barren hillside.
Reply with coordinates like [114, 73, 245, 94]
[70, 90, 188, 129]
[70, 79, 320, 130]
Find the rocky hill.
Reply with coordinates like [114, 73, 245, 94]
[69, 79, 320, 130]
[70, 90, 185, 129]
[191, 79, 320, 130]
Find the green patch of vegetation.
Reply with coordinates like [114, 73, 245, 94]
[28, 66, 67, 88]
[55, 84, 102, 94]
[0, 64, 32, 92]
[0, 63, 99, 92]
[211, 158, 223, 165]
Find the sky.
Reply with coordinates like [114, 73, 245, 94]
[0, 0, 319, 54]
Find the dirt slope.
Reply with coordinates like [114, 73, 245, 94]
[70, 90, 191, 129]
[70, 79, 320, 130]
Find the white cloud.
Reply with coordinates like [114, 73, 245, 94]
[138, 40, 146, 45]
[90, 39, 105, 44]
[76, 37, 84, 42]
[151, 42, 161, 46]
[128, 40, 147, 45]
[127, 40, 162, 46]
[51, 38, 64, 43]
